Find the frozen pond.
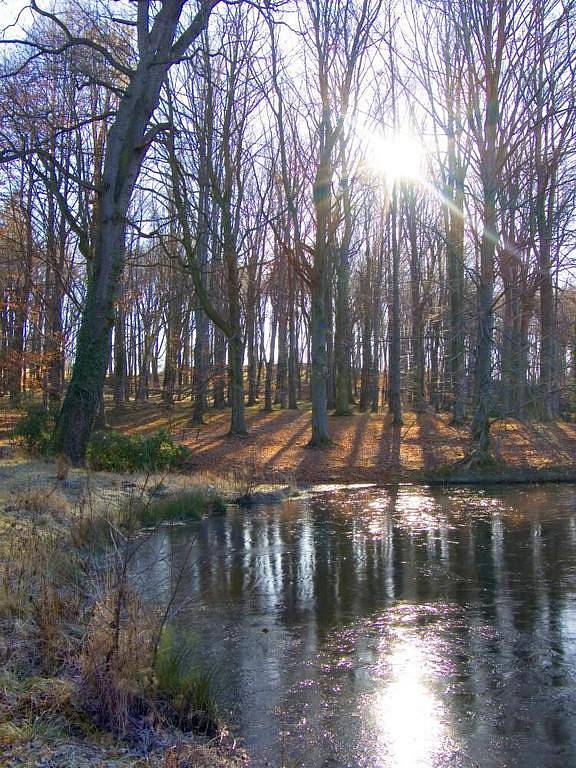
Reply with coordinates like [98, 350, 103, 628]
[133, 484, 576, 767]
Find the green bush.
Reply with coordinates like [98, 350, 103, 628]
[12, 405, 55, 454]
[86, 429, 188, 473]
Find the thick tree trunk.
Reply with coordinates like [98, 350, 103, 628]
[308, 136, 332, 446]
[309, 272, 331, 446]
[54, 0, 216, 463]
[470, 185, 496, 462]
[54, 215, 124, 461]
[228, 333, 246, 434]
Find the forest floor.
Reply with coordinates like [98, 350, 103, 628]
[2, 399, 575, 485]
[105, 401, 576, 485]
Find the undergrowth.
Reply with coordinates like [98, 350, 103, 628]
[86, 429, 189, 473]
[11, 405, 56, 455]
[70, 485, 225, 554]
[131, 488, 226, 528]
[153, 627, 219, 734]
[0, 475, 225, 759]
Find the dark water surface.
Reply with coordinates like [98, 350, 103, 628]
[132, 484, 576, 767]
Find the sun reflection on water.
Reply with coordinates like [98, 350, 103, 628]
[370, 619, 454, 767]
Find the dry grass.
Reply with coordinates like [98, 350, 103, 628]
[79, 587, 155, 734]
[0, 457, 243, 768]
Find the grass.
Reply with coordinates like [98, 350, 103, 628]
[129, 487, 226, 529]
[0, 459, 240, 767]
[154, 627, 219, 734]
[69, 484, 226, 556]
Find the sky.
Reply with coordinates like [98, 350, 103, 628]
[1, 0, 33, 38]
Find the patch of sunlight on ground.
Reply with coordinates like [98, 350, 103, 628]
[399, 420, 424, 470]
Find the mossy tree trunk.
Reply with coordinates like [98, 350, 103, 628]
[53, 0, 217, 463]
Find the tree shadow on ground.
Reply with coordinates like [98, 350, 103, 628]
[376, 414, 402, 474]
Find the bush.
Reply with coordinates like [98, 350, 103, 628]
[86, 430, 188, 473]
[12, 405, 55, 454]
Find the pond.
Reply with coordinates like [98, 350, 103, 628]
[132, 484, 576, 767]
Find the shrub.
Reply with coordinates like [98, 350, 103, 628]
[12, 405, 55, 455]
[79, 588, 154, 734]
[86, 429, 188, 473]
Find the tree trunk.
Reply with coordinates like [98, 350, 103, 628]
[309, 269, 331, 445]
[264, 288, 278, 412]
[470, 184, 496, 461]
[308, 133, 332, 446]
[334, 187, 352, 417]
[113, 292, 127, 408]
[406, 189, 425, 411]
[359, 310, 372, 412]
[388, 188, 402, 426]
[54, 0, 216, 463]
[287, 267, 299, 410]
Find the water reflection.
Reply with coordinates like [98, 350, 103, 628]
[371, 616, 450, 768]
[132, 484, 576, 767]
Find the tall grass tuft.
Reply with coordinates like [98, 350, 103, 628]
[128, 488, 224, 529]
[154, 626, 218, 735]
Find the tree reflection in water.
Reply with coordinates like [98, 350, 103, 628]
[131, 484, 576, 768]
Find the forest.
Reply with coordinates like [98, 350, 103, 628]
[0, 0, 574, 469]
[1, 1, 576, 767]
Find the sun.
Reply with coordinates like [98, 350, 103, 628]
[365, 131, 428, 187]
